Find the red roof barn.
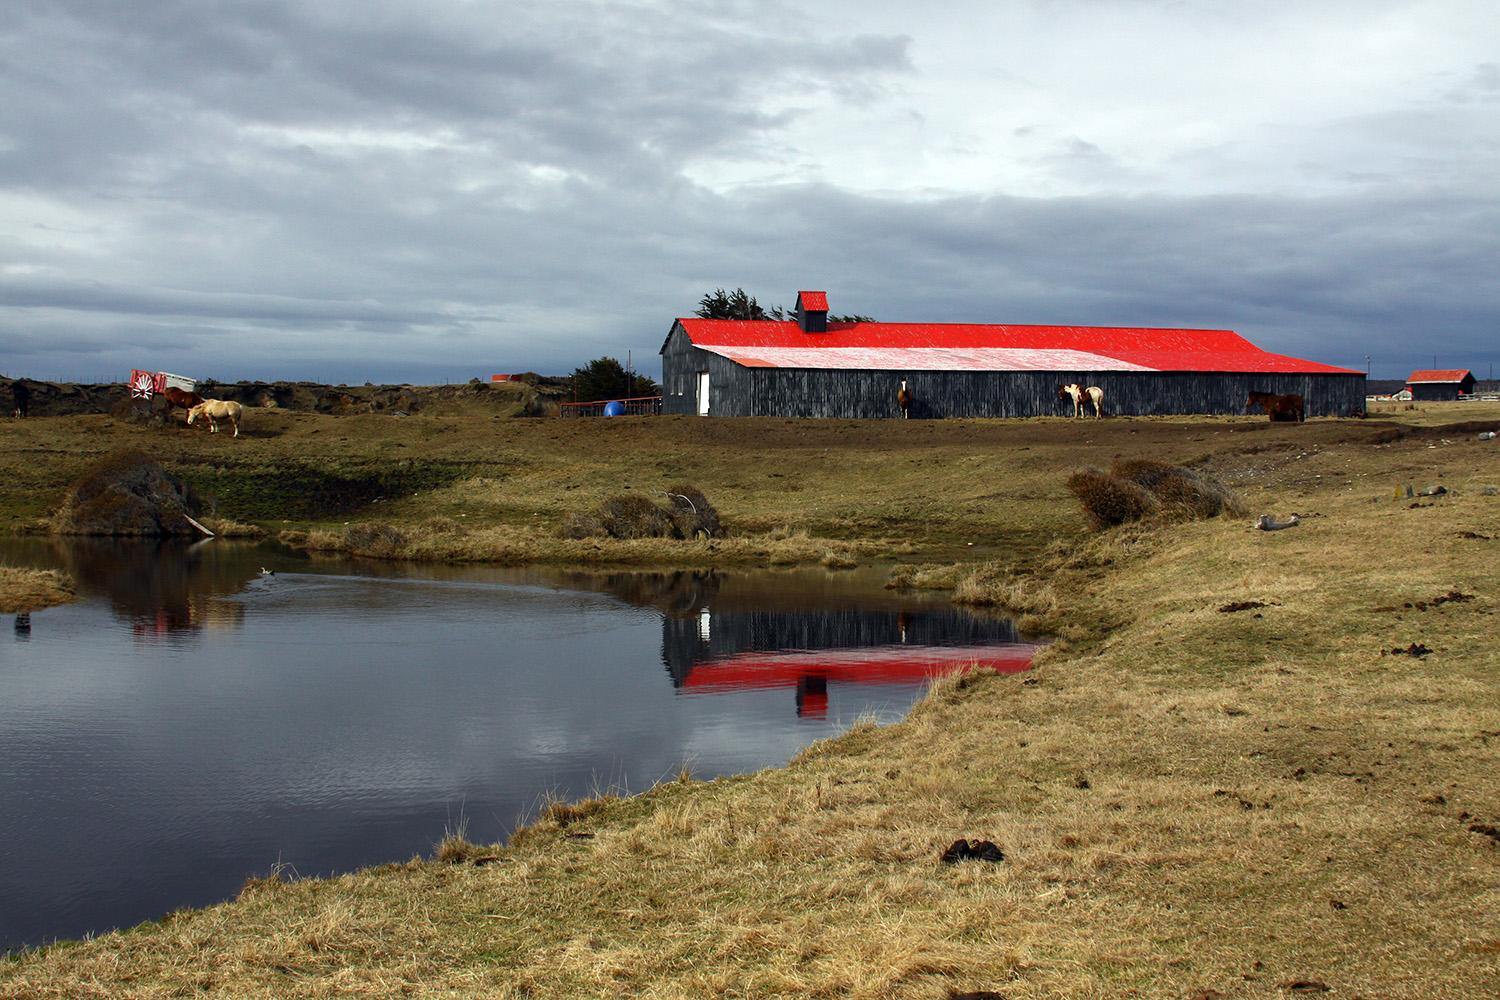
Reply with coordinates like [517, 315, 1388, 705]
[661, 290, 1366, 418]
[1405, 369, 1476, 401]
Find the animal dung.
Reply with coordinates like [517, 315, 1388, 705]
[1384, 643, 1433, 658]
[940, 839, 1005, 864]
[1219, 600, 1271, 613]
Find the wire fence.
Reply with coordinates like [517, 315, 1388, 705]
[558, 395, 663, 417]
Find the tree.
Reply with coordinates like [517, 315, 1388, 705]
[569, 356, 659, 402]
[695, 287, 769, 320]
[697, 288, 875, 324]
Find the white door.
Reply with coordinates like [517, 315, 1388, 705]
[697, 371, 710, 415]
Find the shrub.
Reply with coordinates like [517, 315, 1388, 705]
[1067, 469, 1156, 529]
[562, 486, 726, 541]
[341, 522, 409, 558]
[1069, 460, 1245, 530]
[598, 495, 676, 539]
[663, 484, 723, 538]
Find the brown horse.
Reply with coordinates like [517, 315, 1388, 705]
[1247, 391, 1304, 422]
[160, 386, 204, 416]
[897, 380, 912, 419]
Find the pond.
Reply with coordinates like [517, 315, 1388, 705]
[0, 538, 1036, 952]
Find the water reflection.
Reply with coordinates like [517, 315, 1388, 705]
[48, 538, 254, 641]
[663, 608, 1034, 717]
[0, 541, 1036, 952]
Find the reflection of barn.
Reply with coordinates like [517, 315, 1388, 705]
[662, 608, 1021, 685]
[662, 607, 1035, 717]
[661, 290, 1366, 418]
[1404, 369, 1476, 401]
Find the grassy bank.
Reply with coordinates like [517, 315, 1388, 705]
[5, 400, 1487, 566]
[2, 403, 1497, 996]
[0, 565, 74, 614]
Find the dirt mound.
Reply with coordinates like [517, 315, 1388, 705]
[52, 451, 208, 536]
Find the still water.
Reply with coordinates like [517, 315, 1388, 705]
[0, 539, 1035, 952]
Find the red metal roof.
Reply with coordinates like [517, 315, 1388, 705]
[1405, 369, 1473, 383]
[674, 318, 1360, 374]
[796, 290, 828, 312]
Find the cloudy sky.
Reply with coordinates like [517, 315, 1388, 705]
[2, 0, 1496, 383]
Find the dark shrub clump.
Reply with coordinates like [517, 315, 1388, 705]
[1068, 460, 1244, 530]
[52, 450, 206, 536]
[341, 522, 409, 558]
[1066, 470, 1156, 529]
[561, 485, 726, 541]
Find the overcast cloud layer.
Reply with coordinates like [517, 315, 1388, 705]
[1, 0, 1496, 382]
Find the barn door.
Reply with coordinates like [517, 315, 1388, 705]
[697, 371, 710, 415]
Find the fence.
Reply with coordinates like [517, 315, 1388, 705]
[558, 395, 663, 417]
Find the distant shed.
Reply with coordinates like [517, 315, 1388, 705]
[1405, 369, 1475, 401]
[660, 290, 1366, 418]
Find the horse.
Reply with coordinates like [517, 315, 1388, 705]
[187, 399, 243, 437]
[897, 379, 912, 419]
[11, 379, 29, 418]
[1059, 383, 1104, 418]
[160, 385, 204, 414]
[1247, 391, 1304, 423]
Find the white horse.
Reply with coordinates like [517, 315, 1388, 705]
[1059, 383, 1104, 419]
[187, 399, 243, 437]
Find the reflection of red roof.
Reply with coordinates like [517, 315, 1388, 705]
[680, 644, 1037, 692]
[674, 319, 1359, 374]
[1406, 369, 1473, 383]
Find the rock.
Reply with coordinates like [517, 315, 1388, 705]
[1417, 485, 1448, 497]
[1256, 514, 1300, 531]
[52, 451, 208, 537]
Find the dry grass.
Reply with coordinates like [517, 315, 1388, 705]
[2, 404, 1500, 997]
[0, 565, 74, 613]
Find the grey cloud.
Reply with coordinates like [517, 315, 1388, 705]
[0, 2, 1494, 385]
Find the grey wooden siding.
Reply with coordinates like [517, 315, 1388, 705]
[661, 323, 1366, 418]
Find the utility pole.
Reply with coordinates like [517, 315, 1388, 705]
[1365, 354, 1370, 375]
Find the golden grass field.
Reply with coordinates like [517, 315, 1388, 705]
[1, 399, 1498, 997]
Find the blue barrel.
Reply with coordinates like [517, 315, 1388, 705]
[602, 400, 626, 417]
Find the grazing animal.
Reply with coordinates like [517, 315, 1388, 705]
[187, 399, 243, 437]
[160, 386, 205, 414]
[1059, 383, 1104, 418]
[11, 379, 29, 418]
[897, 379, 912, 419]
[1247, 391, 1304, 423]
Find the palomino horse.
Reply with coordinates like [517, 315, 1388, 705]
[187, 399, 243, 437]
[1059, 383, 1104, 418]
[1247, 391, 1304, 423]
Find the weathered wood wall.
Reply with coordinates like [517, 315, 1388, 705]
[661, 324, 1367, 418]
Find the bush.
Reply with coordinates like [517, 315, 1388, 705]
[663, 484, 722, 539]
[1069, 460, 1245, 530]
[562, 485, 727, 541]
[1067, 469, 1157, 529]
[341, 522, 409, 558]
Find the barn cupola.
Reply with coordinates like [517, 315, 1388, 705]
[795, 290, 828, 333]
